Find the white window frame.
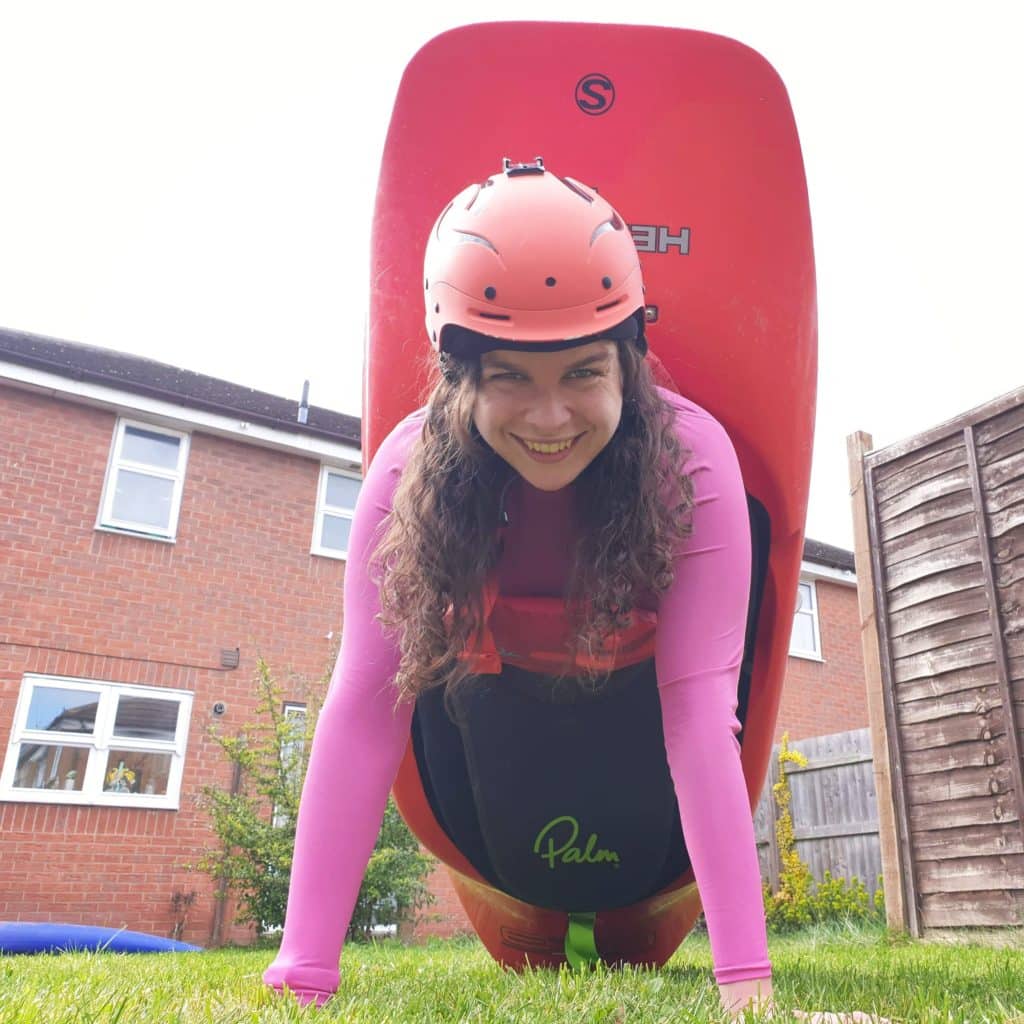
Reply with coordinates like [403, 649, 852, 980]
[0, 674, 193, 809]
[311, 465, 361, 560]
[789, 578, 823, 661]
[97, 417, 190, 541]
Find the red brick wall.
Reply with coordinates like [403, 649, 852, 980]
[774, 579, 868, 743]
[399, 861, 474, 942]
[1, 384, 347, 947]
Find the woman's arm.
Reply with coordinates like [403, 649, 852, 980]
[653, 401, 773, 1001]
[262, 417, 420, 1005]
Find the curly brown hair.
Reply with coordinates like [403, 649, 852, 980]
[370, 339, 696, 707]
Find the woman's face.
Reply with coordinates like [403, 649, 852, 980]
[472, 340, 623, 491]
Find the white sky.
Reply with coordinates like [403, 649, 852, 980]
[2, 1, 1021, 551]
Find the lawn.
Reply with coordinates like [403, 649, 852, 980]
[1, 921, 1022, 1023]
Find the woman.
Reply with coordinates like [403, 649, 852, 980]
[264, 161, 780, 1019]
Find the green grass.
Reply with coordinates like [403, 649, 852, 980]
[2, 921, 1022, 1023]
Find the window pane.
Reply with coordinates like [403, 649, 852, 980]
[321, 513, 352, 552]
[791, 611, 816, 653]
[280, 709, 307, 772]
[14, 742, 89, 790]
[325, 473, 360, 509]
[796, 582, 813, 612]
[103, 750, 173, 796]
[27, 686, 98, 734]
[111, 469, 175, 528]
[122, 426, 181, 470]
[113, 696, 179, 741]
[283, 707, 306, 736]
[275, 711, 307, 827]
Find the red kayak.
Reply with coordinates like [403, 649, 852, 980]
[367, 21, 816, 969]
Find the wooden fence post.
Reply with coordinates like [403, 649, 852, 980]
[847, 430, 909, 934]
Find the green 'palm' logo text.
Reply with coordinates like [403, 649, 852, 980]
[533, 815, 621, 869]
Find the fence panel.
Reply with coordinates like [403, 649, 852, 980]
[754, 727, 882, 896]
[861, 388, 1024, 930]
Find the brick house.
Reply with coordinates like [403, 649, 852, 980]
[1, 328, 362, 947]
[778, 539, 863, 741]
[1, 327, 863, 947]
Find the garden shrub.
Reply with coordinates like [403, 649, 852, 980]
[192, 656, 434, 941]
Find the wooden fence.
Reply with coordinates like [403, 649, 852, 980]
[753, 727, 882, 897]
[848, 385, 1024, 937]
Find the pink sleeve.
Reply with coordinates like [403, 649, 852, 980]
[654, 400, 772, 986]
[262, 415, 421, 1005]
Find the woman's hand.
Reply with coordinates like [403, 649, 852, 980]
[724, 1003, 893, 1022]
[719, 979, 891, 1023]
[267, 986, 333, 1009]
[726, 1008, 892, 1022]
[791, 1013, 892, 1023]
[720, 976, 774, 1018]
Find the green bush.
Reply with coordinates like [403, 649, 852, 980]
[191, 656, 434, 941]
[348, 797, 437, 942]
[763, 733, 886, 932]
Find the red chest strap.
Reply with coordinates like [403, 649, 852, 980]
[457, 572, 657, 677]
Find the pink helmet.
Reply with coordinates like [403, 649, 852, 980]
[424, 157, 646, 354]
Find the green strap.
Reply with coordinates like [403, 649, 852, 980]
[563, 911, 600, 970]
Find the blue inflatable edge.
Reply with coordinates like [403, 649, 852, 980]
[0, 922, 203, 954]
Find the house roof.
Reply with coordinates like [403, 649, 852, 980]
[1, 325, 856, 573]
[803, 537, 855, 573]
[0, 326, 360, 447]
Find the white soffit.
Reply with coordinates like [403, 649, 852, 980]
[800, 559, 856, 586]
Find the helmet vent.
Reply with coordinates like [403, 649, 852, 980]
[558, 176, 595, 204]
[450, 229, 499, 254]
[589, 219, 621, 246]
[434, 201, 454, 240]
[595, 296, 626, 313]
[464, 185, 482, 211]
[477, 311, 512, 322]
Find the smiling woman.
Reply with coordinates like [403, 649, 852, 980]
[263, 158, 783, 1017]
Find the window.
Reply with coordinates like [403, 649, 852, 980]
[789, 580, 822, 659]
[0, 675, 193, 808]
[98, 419, 190, 540]
[311, 466, 361, 559]
[271, 703, 307, 830]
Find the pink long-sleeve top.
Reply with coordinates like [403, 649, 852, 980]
[263, 386, 772, 1004]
